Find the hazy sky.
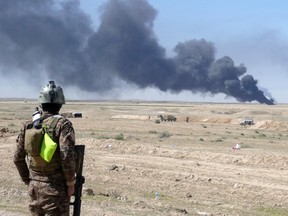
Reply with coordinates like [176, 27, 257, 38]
[1, 0, 287, 104]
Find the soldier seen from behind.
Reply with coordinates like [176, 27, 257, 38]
[14, 81, 77, 215]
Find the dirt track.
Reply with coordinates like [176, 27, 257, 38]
[1, 100, 288, 216]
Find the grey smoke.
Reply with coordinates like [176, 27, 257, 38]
[0, 0, 274, 104]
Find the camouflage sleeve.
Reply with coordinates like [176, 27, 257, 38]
[13, 124, 30, 185]
[59, 119, 76, 186]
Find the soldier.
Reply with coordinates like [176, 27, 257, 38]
[14, 81, 76, 216]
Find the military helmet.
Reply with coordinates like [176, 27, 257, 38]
[39, 81, 65, 104]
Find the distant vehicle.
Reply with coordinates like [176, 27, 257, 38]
[157, 114, 177, 122]
[61, 112, 83, 118]
[240, 117, 254, 126]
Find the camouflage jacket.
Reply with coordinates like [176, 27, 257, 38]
[14, 111, 76, 186]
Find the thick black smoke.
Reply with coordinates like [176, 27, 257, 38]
[0, 0, 274, 104]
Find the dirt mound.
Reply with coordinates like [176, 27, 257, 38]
[201, 117, 232, 124]
[177, 115, 232, 124]
[111, 115, 151, 120]
[252, 120, 288, 131]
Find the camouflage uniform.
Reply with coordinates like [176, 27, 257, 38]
[14, 111, 76, 216]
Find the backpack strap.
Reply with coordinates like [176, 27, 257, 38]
[45, 115, 63, 138]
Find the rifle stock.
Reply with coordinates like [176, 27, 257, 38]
[70, 145, 85, 216]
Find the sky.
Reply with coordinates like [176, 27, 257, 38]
[79, 0, 288, 103]
[1, 0, 287, 104]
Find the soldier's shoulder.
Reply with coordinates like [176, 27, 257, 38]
[22, 120, 33, 130]
[56, 115, 73, 127]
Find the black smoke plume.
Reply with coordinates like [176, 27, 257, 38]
[0, 0, 275, 104]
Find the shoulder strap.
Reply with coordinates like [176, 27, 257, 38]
[45, 115, 63, 137]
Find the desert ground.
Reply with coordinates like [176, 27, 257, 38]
[1, 100, 288, 216]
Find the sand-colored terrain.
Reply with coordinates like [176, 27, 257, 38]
[1, 100, 288, 216]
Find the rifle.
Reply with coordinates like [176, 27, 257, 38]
[70, 145, 85, 216]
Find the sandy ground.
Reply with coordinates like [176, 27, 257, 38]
[1, 100, 288, 216]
